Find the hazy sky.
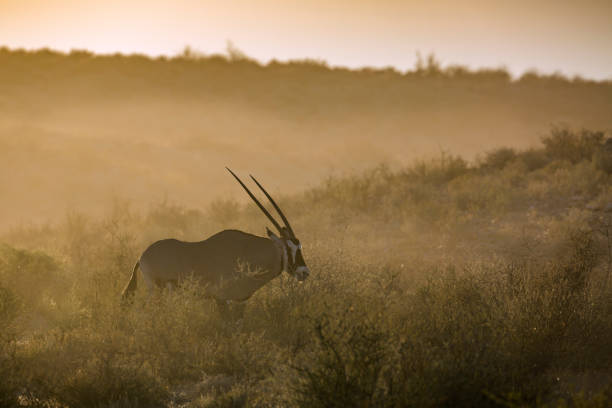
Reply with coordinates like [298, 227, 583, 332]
[1, 0, 611, 79]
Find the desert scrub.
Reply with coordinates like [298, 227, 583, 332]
[0, 128, 611, 407]
[291, 230, 611, 408]
[0, 285, 22, 408]
[542, 128, 606, 164]
[293, 310, 392, 408]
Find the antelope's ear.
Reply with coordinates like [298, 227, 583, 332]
[280, 226, 292, 239]
[266, 227, 279, 239]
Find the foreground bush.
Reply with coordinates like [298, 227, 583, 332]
[1, 227, 611, 407]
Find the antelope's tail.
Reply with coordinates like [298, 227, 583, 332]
[121, 260, 140, 304]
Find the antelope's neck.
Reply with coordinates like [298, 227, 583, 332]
[271, 237, 288, 273]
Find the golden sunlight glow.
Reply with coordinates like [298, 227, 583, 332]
[0, 0, 611, 78]
[1, 2, 612, 404]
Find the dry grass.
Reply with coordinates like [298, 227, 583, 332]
[1, 129, 612, 407]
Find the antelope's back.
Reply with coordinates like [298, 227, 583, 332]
[192, 230, 280, 279]
[139, 230, 280, 286]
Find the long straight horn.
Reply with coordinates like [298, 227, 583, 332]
[226, 167, 283, 234]
[249, 174, 295, 237]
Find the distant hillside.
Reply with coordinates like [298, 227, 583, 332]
[0, 47, 611, 226]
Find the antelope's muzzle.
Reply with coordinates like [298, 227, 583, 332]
[295, 265, 310, 281]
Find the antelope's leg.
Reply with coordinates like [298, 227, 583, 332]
[166, 281, 175, 293]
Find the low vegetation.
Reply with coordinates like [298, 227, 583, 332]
[1, 128, 612, 407]
[1, 47, 612, 227]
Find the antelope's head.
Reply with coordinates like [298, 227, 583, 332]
[227, 168, 310, 281]
[269, 226, 309, 281]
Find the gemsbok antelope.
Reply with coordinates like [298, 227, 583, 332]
[121, 168, 309, 305]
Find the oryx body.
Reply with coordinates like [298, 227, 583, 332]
[121, 169, 309, 303]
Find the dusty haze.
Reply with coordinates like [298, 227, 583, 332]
[1, 48, 611, 228]
[2, 2, 612, 405]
